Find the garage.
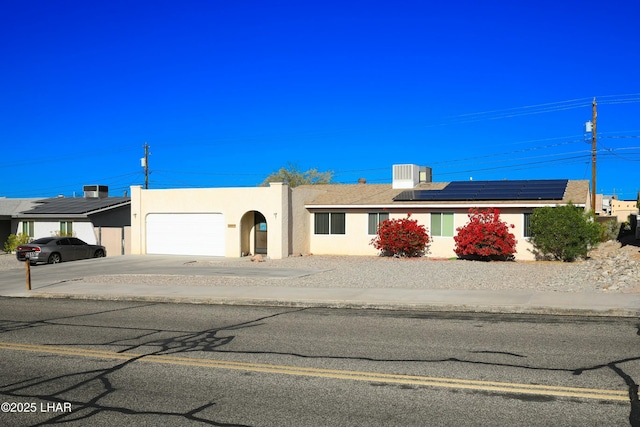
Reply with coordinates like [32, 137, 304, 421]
[146, 213, 225, 256]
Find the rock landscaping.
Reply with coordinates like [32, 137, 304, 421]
[580, 239, 640, 292]
[1, 237, 638, 293]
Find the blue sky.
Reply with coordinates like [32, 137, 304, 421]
[2, 1, 639, 200]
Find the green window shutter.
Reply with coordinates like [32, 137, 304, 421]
[442, 213, 454, 237]
[60, 221, 73, 236]
[368, 213, 377, 235]
[331, 213, 345, 234]
[369, 212, 389, 235]
[314, 213, 329, 234]
[524, 213, 532, 237]
[431, 213, 442, 236]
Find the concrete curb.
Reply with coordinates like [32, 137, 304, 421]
[22, 291, 640, 318]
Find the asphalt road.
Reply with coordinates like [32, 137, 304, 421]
[0, 298, 638, 426]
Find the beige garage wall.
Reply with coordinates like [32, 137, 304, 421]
[130, 184, 290, 259]
[94, 226, 130, 256]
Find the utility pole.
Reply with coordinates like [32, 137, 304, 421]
[142, 142, 150, 189]
[591, 98, 597, 213]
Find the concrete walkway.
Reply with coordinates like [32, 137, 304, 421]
[3, 279, 638, 318]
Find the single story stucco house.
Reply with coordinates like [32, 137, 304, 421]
[11, 186, 131, 256]
[129, 164, 591, 261]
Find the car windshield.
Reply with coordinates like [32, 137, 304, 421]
[31, 237, 57, 244]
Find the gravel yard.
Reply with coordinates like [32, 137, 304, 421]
[182, 255, 581, 291]
[0, 253, 22, 271]
[2, 240, 638, 293]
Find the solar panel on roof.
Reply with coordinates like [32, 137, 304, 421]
[22, 197, 130, 214]
[393, 180, 568, 202]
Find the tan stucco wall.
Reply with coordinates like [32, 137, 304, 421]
[308, 209, 381, 256]
[594, 193, 603, 214]
[123, 226, 131, 255]
[94, 227, 125, 256]
[611, 200, 639, 223]
[307, 208, 539, 260]
[501, 210, 535, 260]
[130, 183, 290, 259]
[290, 187, 325, 255]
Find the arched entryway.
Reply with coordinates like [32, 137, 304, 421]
[240, 211, 267, 256]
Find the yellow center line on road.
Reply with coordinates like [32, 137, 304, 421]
[0, 341, 628, 402]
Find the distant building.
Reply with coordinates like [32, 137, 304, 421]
[610, 198, 639, 223]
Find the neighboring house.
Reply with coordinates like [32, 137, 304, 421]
[13, 186, 131, 256]
[130, 165, 591, 261]
[609, 199, 639, 223]
[0, 198, 40, 248]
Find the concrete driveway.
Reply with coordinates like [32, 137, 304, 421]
[0, 254, 326, 296]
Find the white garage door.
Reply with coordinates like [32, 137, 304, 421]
[146, 213, 225, 256]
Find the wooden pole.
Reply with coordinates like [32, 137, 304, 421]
[591, 98, 597, 213]
[25, 259, 31, 291]
[144, 142, 150, 189]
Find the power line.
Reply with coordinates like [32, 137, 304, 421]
[427, 139, 585, 167]
[433, 155, 590, 177]
[599, 135, 640, 139]
[432, 94, 640, 127]
[0, 144, 140, 169]
[595, 92, 640, 99]
[448, 97, 593, 119]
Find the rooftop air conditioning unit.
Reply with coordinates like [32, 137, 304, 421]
[392, 164, 432, 189]
[83, 185, 109, 199]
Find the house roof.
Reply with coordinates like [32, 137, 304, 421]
[16, 197, 131, 217]
[299, 180, 590, 208]
[0, 198, 41, 218]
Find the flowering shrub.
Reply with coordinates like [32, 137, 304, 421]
[454, 208, 516, 261]
[370, 214, 429, 257]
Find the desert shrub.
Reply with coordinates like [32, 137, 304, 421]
[370, 214, 429, 257]
[3, 233, 31, 253]
[597, 217, 620, 242]
[529, 203, 601, 262]
[454, 208, 517, 261]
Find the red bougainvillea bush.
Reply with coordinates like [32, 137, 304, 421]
[370, 214, 430, 257]
[454, 208, 517, 261]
